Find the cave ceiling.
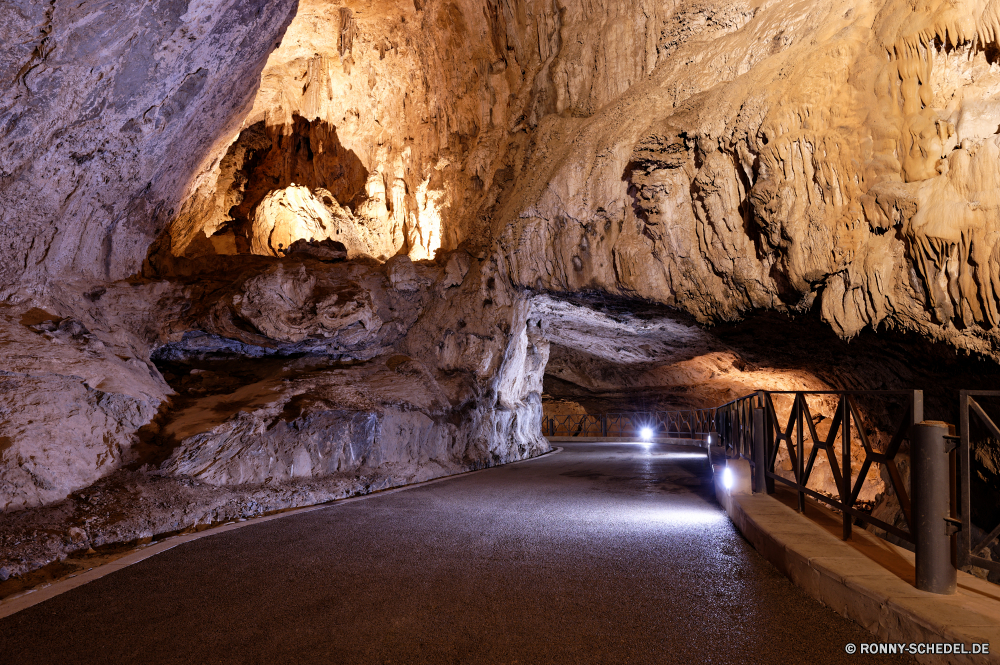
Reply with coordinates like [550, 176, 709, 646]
[4, 0, 1000, 575]
[7, 0, 1000, 357]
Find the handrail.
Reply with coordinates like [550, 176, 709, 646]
[714, 389, 921, 545]
[958, 391, 1000, 574]
[544, 389, 1000, 586]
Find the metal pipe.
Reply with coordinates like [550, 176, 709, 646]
[911, 420, 957, 594]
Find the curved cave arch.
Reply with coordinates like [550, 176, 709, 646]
[221, 116, 372, 257]
[159, 112, 449, 267]
[161, 115, 406, 262]
[12, 0, 1000, 588]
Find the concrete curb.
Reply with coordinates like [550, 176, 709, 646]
[0, 446, 563, 620]
[713, 461, 1000, 664]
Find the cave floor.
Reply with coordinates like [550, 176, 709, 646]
[0, 442, 912, 664]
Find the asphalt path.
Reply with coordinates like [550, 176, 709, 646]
[0, 441, 912, 664]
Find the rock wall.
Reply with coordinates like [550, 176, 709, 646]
[1, 0, 555, 533]
[0, 0, 301, 519]
[47, 0, 1000, 358]
[162, 0, 526, 264]
[147, 253, 547, 487]
[6, 0, 1000, 577]
[150, 0, 992, 367]
[158, 0, 690, 268]
[495, 0, 1000, 363]
[0, 250, 549, 575]
[0, 0, 299, 290]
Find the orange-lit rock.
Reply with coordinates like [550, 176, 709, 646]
[7, 0, 1000, 578]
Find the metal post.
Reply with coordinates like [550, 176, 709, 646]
[764, 401, 775, 494]
[705, 431, 718, 475]
[959, 392, 971, 568]
[950, 434, 958, 571]
[796, 395, 805, 513]
[911, 421, 957, 594]
[753, 407, 766, 493]
[911, 390, 924, 425]
[842, 395, 852, 541]
[602, 414, 607, 437]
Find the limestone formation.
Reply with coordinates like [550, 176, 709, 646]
[6, 0, 1000, 581]
[0, 0, 299, 289]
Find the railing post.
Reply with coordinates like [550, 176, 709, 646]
[753, 407, 766, 493]
[796, 394, 805, 513]
[841, 395, 852, 541]
[602, 414, 607, 437]
[958, 392, 971, 568]
[911, 390, 924, 425]
[911, 420, 957, 594]
[763, 397, 774, 494]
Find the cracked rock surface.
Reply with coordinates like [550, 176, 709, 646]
[5, 0, 1000, 583]
[1, 252, 548, 577]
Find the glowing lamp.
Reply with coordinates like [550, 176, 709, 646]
[722, 467, 734, 490]
[640, 427, 653, 441]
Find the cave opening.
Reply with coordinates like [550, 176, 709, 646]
[9, 0, 1000, 631]
[163, 115, 397, 262]
[158, 111, 449, 270]
[534, 292, 1000, 579]
[536, 293, 1000, 421]
[216, 115, 371, 257]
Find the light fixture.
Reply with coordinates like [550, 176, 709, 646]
[640, 427, 653, 441]
[722, 466, 734, 490]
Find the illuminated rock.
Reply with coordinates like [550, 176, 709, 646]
[250, 185, 338, 257]
[8, 0, 1000, 575]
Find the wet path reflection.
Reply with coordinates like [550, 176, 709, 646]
[0, 441, 912, 664]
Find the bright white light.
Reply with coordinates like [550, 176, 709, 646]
[409, 176, 443, 261]
[636, 507, 727, 526]
[722, 466, 734, 490]
[640, 427, 653, 441]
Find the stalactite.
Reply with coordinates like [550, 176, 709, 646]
[338, 7, 356, 58]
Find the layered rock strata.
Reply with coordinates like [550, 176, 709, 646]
[6, 0, 1000, 583]
[1, 251, 547, 576]
[0, 0, 299, 290]
[156, 0, 1000, 364]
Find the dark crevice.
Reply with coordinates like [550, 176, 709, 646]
[225, 115, 369, 249]
[539, 295, 1000, 427]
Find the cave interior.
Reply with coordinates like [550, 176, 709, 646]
[3, 0, 1000, 587]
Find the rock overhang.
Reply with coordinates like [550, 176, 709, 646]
[6, 0, 1000, 579]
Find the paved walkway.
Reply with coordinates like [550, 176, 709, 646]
[0, 442, 912, 664]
